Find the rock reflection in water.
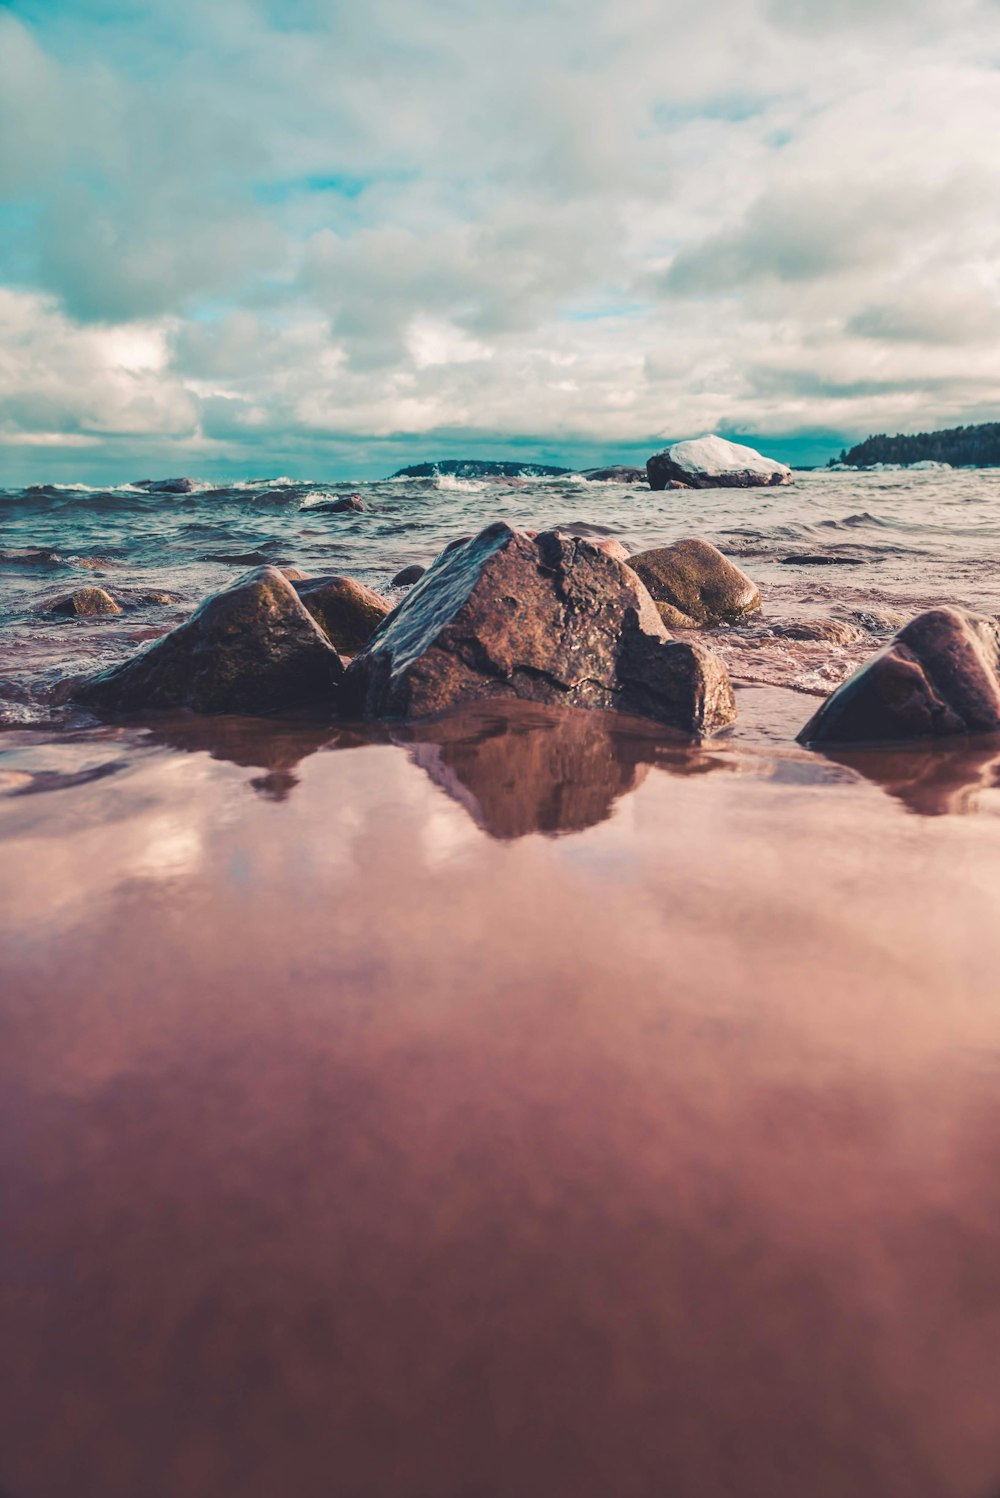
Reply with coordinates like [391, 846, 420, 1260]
[819, 735, 1000, 816]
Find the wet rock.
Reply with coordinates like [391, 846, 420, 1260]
[444, 535, 474, 554]
[344, 522, 736, 735]
[798, 606, 1000, 745]
[280, 566, 310, 581]
[48, 587, 122, 617]
[392, 564, 427, 587]
[75, 566, 343, 716]
[390, 460, 570, 480]
[773, 619, 867, 645]
[314, 494, 366, 513]
[647, 436, 792, 490]
[293, 575, 392, 656]
[578, 466, 648, 484]
[628, 539, 761, 627]
[780, 554, 865, 566]
[132, 477, 198, 494]
[203, 549, 282, 566]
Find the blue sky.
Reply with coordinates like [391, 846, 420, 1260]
[1, 0, 1000, 482]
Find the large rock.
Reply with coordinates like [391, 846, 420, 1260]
[343, 522, 736, 735]
[798, 607, 1000, 745]
[646, 435, 792, 490]
[293, 575, 391, 656]
[75, 566, 343, 716]
[628, 539, 761, 626]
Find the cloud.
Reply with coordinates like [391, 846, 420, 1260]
[2, 0, 1000, 478]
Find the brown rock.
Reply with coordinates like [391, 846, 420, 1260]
[392, 564, 426, 587]
[344, 522, 736, 735]
[75, 566, 343, 716]
[49, 587, 121, 617]
[628, 539, 761, 626]
[773, 619, 867, 645]
[280, 566, 310, 581]
[293, 575, 391, 656]
[798, 606, 1000, 745]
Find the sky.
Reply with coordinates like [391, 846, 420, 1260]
[1, 0, 1000, 483]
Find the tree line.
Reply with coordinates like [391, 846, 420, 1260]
[835, 422, 1000, 468]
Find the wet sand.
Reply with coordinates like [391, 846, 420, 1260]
[3, 694, 1000, 1497]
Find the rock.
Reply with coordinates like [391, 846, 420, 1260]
[773, 619, 867, 645]
[390, 460, 570, 480]
[132, 477, 198, 494]
[798, 606, 1000, 745]
[392, 564, 427, 587]
[578, 466, 648, 484]
[75, 566, 343, 716]
[293, 575, 392, 655]
[627, 539, 761, 626]
[48, 587, 122, 618]
[203, 550, 282, 566]
[344, 522, 736, 735]
[443, 535, 474, 554]
[280, 566, 310, 581]
[315, 494, 366, 513]
[780, 554, 865, 567]
[646, 435, 792, 490]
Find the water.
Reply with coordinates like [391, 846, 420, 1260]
[2, 466, 1000, 726]
[5, 468, 1000, 1495]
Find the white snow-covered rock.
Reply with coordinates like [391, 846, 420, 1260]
[646, 434, 793, 490]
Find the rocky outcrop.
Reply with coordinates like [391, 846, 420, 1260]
[392, 564, 426, 587]
[132, 477, 198, 494]
[48, 587, 122, 617]
[390, 460, 570, 480]
[578, 466, 648, 484]
[798, 607, 1000, 745]
[627, 539, 761, 627]
[312, 494, 366, 513]
[647, 436, 792, 490]
[344, 522, 736, 735]
[75, 566, 343, 716]
[293, 575, 391, 656]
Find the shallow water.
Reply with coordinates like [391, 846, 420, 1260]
[4, 704, 1000, 1497]
[2, 467, 1000, 722]
[3, 470, 1000, 1497]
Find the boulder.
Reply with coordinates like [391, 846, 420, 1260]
[578, 466, 648, 484]
[75, 566, 343, 716]
[392, 564, 426, 587]
[627, 539, 761, 626]
[798, 606, 1000, 745]
[646, 435, 792, 490]
[293, 575, 392, 656]
[49, 587, 121, 618]
[343, 522, 736, 735]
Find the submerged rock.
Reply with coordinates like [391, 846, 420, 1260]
[390, 459, 570, 480]
[392, 564, 426, 587]
[314, 494, 366, 513]
[132, 477, 198, 494]
[773, 619, 866, 645]
[578, 466, 648, 484]
[75, 566, 342, 716]
[647, 436, 792, 490]
[627, 539, 761, 627]
[293, 575, 391, 655]
[344, 522, 736, 735]
[48, 587, 122, 618]
[798, 606, 1000, 745]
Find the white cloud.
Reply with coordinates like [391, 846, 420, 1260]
[2, 0, 1000, 477]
